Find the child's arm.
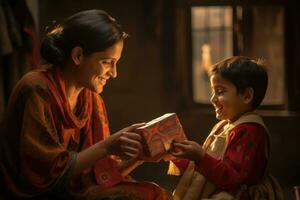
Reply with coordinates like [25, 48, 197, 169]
[195, 124, 267, 190]
[167, 140, 204, 174]
[171, 140, 205, 162]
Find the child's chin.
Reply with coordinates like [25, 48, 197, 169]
[216, 114, 225, 120]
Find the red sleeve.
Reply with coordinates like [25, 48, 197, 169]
[93, 157, 123, 189]
[195, 123, 267, 190]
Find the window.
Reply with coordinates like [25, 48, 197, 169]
[191, 5, 285, 106]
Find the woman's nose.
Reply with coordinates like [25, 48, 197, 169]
[109, 64, 117, 78]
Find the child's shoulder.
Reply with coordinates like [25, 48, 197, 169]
[234, 122, 266, 131]
[229, 123, 267, 141]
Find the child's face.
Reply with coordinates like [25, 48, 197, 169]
[210, 74, 251, 122]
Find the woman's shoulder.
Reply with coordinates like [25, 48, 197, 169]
[10, 69, 51, 100]
[19, 69, 49, 87]
[18, 68, 52, 89]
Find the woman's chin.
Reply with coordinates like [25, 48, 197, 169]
[90, 84, 104, 94]
[96, 86, 104, 94]
[96, 88, 103, 94]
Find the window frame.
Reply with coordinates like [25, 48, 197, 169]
[173, 0, 288, 112]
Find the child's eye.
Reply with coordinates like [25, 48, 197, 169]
[215, 88, 224, 95]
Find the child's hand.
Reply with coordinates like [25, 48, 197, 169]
[170, 140, 204, 163]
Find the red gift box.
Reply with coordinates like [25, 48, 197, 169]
[136, 113, 187, 162]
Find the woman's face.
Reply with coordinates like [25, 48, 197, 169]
[75, 40, 124, 93]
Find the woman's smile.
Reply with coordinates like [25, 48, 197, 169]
[98, 76, 107, 85]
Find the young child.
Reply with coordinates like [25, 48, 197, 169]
[168, 56, 283, 200]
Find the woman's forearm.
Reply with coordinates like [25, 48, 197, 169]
[71, 140, 109, 176]
[118, 158, 144, 177]
[70, 125, 143, 177]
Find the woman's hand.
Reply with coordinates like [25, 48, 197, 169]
[106, 123, 145, 159]
[72, 123, 145, 176]
[170, 140, 204, 163]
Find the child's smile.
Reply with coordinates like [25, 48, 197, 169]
[210, 74, 250, 122]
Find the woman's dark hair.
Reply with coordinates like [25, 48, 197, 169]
[40, 9, 128, 65]
[209, 56, 268, 110]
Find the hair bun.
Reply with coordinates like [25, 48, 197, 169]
[40, 33, 65, 65]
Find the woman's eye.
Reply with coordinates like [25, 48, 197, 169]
[101, 60, 111, 64]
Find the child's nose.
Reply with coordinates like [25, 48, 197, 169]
[210, 93, 217, 104]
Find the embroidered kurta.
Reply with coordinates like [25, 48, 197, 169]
[196, 123, 267, 190]
[171, 120, 268, 199]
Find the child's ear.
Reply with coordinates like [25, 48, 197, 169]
[243, 87, 254, 104]
[71, 46, 84, 65]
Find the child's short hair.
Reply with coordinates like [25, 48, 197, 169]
[209, 56, 268, 110]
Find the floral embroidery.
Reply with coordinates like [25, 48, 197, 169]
[99, 172, 110, 183]
[238, 129, 247, 139]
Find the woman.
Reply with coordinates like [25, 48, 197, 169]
[0, 9, 169, 199]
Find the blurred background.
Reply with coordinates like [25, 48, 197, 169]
[0, 0, 299, 199]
